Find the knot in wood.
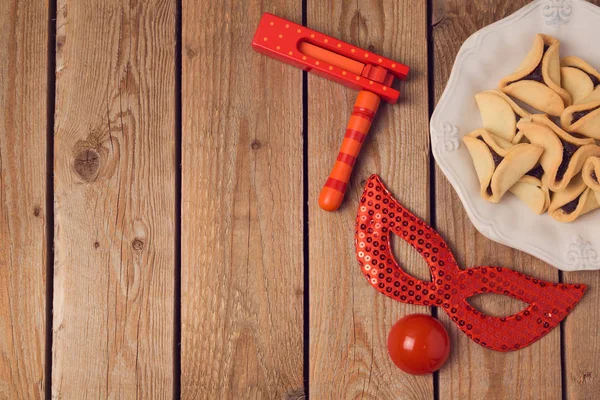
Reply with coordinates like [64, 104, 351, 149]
[286, 388, 306, 400]
[33, 206, 41, 217]
[132, 238, 145, 251]
[185, 45, 198, 59]
[94, 242, 100, 249]
[350, 10, 368, 45]
[251, 140, 261, 150]
[74, 149, 100, 181]
[432, 0, 447, 27]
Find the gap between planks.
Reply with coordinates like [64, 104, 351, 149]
[45, 0, 57, 398]
[174, 0, 183, 397]
[427, 1, 440, 400]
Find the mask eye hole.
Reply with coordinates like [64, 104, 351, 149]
[467, 293, 529, 318]
[389, 232, 433, 282]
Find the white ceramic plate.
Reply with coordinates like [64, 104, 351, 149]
[431, 0, 600, 271]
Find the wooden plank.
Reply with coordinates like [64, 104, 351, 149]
[562, 269, 600, 398]
[52, 0, 176, 398]
[308, 1, 432, 398]
[0, 1, 48, 398]
[432, 1, 562, 399]
[180, 1, 304, 398]
[562, 2, 600, 392]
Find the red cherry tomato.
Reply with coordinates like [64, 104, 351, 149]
[387, 314, 450, 375]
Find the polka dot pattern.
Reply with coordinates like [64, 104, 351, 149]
[252, 13, 408, 104]
[355, 175, 587, 352]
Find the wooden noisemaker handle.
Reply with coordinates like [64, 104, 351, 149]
[318, 90, 381, 211]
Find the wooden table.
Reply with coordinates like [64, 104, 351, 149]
[1, 0, 599, 398]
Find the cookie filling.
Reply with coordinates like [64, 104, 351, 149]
[556, 139, 579, 181]
[477, 137, 504, 167]
[561, 195, 582, 214]
[568, 132, 588, 139]
[571, 105, 600, 124]
[510, 45, 549, 85]
[520, 63, 544, 83]
[573, 67, 600, 87]
[477, 137, 504, 195]
[490, 148, 503, 167]
[526, 165, 544, 180]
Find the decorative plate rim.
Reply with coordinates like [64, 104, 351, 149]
[430, 0, 600, 271]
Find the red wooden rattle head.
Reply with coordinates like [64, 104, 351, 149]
[356, 175, 586, 352]
[252, 14, 409, 212]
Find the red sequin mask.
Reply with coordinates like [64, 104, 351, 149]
[356, 175, 586, 352]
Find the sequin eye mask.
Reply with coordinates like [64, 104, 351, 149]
[356, 175, 586, 352]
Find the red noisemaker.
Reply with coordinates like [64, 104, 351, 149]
[252, 13, 409, 211]
[356, 175, 586, 352]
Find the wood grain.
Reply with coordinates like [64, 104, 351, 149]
[52, 0, 175, 398]
[432, 1, 562, 399]
[180, 1, 304, 398]
[308, 1, 432, 398]
[0, 1, 48, 398]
